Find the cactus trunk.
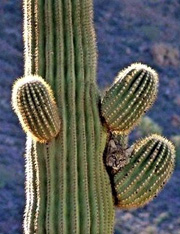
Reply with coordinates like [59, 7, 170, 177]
[23, 0, 114, 233]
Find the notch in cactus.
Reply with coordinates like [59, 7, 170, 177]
[101, 63, 158, 133]
[12, 75, 61, 143]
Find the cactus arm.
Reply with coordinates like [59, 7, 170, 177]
[12, 76, 61, 143]
[101, 63, 158, 133]
[109, 134, 175, 209]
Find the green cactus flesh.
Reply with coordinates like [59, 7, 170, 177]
[113, 134, 175, 209]
[11, 0, 176, 233]
[19, 0, 115, 233]
[101, 63, 158, 133]
[12, 75, 61, 143]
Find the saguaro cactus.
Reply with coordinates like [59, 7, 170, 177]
[12, 0, 175, 233]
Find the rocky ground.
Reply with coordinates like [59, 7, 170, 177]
[0, 0, 180, 233]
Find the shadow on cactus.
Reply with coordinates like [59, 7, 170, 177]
[11, 0, 176, 233]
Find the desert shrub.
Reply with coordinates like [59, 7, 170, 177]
[136, 116, 162, 138]
[170, 135, 180, 167]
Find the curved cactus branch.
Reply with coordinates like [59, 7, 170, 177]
[112, 134, 175, 209]
[12, 75, 61, 143]
[101, 63, 159, 133]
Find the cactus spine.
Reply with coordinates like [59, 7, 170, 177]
[12, 0, 175, 233]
